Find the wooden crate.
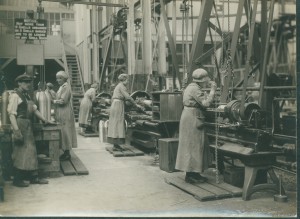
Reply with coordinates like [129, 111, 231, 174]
[159, 138, 179, 172]
[224, 167, 245, 188]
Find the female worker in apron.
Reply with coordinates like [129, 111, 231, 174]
[7, 74, 53, 187]
[107, 74, 144, 151]
[78, 83, 98, 132]
[53, 71, 77, 161]
[175, 68, 217, 183]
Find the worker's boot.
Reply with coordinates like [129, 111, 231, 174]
[191, 172, 207, 182]
[185, 172, 197, 184]
[112, 144, 123, 151]
[59, 150, 71, 161]
[13, 169, 29, 187]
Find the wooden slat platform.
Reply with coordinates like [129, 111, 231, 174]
[105, 144, 144, 157]
[60, 160, 77, 176]
[70, 150, 89, 175]
[60, 151, 89, 176]
[78, 131, 99, 137]
[165, 174, 242, 201]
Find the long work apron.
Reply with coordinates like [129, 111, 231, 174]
[12, 100, 38, 171]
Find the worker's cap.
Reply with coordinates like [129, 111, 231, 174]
[91, 83, 98, 88]
[192, 68, 211, 83]
[56, 70, 69, 79]
[15, 74, 33, 83]
[118, 73, 129, 82]
[46, 82, 54, 88]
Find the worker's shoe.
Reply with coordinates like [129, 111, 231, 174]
[13, 180, 29, 187]
[60, 151, 71, 161]
[112, 144, 123, 151]
[185, 172, 206, 184]
[30, 178, 49, 184]
[191, 173, 207, 182]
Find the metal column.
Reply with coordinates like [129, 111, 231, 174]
[142, 0, 152, 75]
[187, 0, 214, 83]
[160, 0, 181, 88]
[127, 0, 135, 75]
[92, 3, 99, 82]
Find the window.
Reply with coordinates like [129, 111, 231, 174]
[0, 11, 7, 19]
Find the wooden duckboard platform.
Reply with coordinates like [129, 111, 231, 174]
[105, 144, 144, 157]
[60, 150, 89, 176]
[78, 131, 99, 137]
[165, 174, 242, 202]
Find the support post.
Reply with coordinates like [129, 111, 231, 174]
[158, 17, 167, 75]
[220, 0, 245, 103]
[127, 0, 135, 75]
[258, 0, 275, 107]
[187, 0, 214, 83]
[240, 0, 258, 117]
[160, 0, 181, 88]
[142, 0, 152, 76]
[92, 3, 99, 82]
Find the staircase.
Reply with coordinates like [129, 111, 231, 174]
[65, 54, 84, 121]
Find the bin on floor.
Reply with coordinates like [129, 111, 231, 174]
[99, 120, 108, 143]
[158, 138, 179, 173]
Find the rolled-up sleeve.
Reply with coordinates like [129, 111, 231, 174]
[7, 93, 20, 116]
[56, 84, 71, 105]
[192, 89, 214, 108]
[119, 85, 135, 104]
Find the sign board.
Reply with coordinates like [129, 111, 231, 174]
[17, 44, 44, 65]
[14, 18, 47, 40]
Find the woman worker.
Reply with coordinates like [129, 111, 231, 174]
[53, 71, 77, 161]
[78, 83, 98, 132]
[7, 74, 53, 187]
[107, 74, 143, 151]
[175, 68, 217, 183]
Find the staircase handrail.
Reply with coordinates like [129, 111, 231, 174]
[63, 42, 85, 95]
[61, 41, 69, 78]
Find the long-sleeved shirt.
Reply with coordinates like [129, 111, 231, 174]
[182, 82, 214, 109]
[112, 82, 135, 105]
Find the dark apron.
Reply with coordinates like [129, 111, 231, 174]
[12, 99, 38, 171]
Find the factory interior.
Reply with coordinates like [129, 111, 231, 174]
[0, 0, 298, 217]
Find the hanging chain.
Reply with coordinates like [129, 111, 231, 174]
[213, 1, 220, 184]
[227, 0, 230, 48]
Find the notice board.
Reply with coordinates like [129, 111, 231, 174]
[14, 18, 47, 40]
[17, 44, 44, 65]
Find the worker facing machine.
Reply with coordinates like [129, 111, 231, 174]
[7, 75, 54, 187]
[107, 73, 144, 151]
[78, 83, 98, 132]
[53, 71, 77, 161]
[176, 68, 217, 184]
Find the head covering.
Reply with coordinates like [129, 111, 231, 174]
[91, 83, 98, 89]
[46, 82, 54, 88]
[192, 68, 211, 83]
[118, 73, 128, 82]
[15, 74, 33, 82]
[56, 71, 69, 79]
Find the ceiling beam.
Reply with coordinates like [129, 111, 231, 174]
[42, 0, 125, 7]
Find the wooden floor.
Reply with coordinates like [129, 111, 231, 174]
[165, 174, 242, 202]
[60, 150, 89, 176]
[105, 144, 144, 157]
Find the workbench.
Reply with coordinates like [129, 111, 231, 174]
[33, 124, 62, 177]
[0, 124, 62, 181]
[210, 143, 284, 200]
